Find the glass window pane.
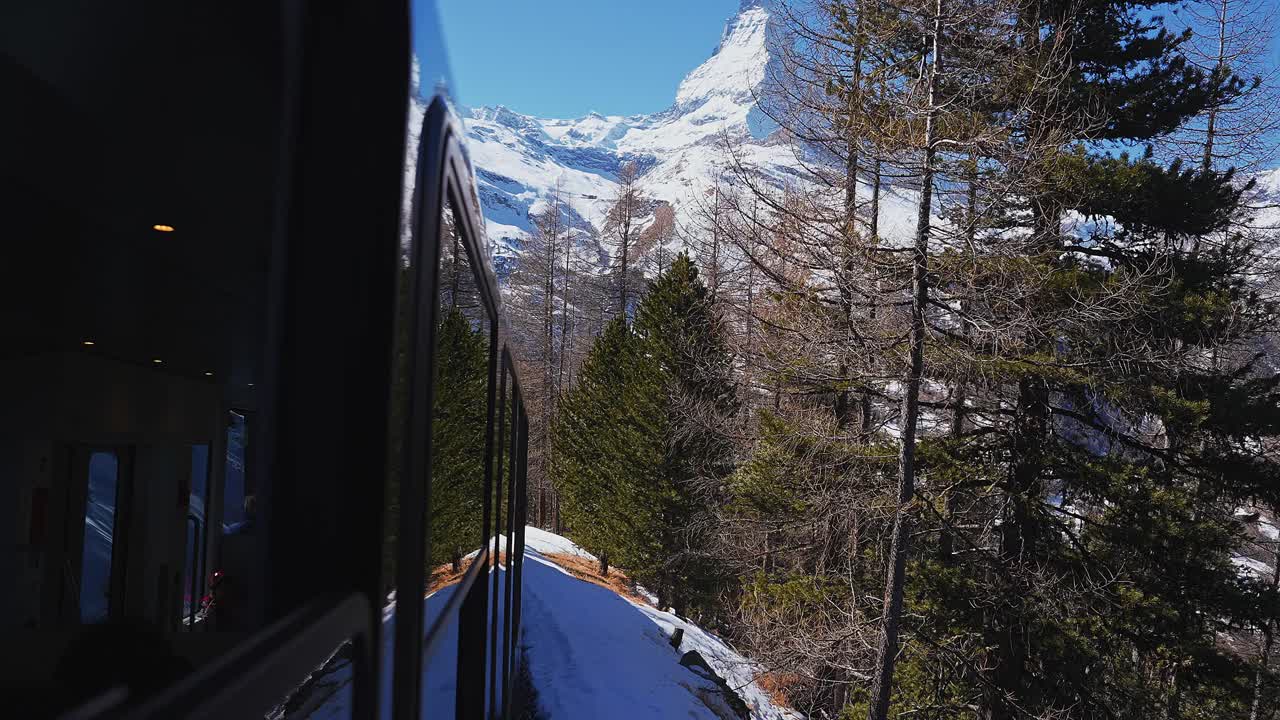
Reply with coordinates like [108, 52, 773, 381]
[421, 192, 493, 718]
[223, 412, 248, 530]
[183, 444, 209, 624]
[271, 639, 358, 720]
[80, 451, 119, 624]
[429, 194, 491, 572]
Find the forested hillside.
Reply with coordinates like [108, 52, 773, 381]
[493, 0, 1280, 717]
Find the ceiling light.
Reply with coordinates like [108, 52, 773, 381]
[152, 224, 175, 233]
[204, 371, 214, 377]
[152, 358, 163, 364]
[82, 340, 95, 346]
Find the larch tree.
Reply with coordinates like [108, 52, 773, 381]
[606, 160, 645, 317]
[1161, 0, 1280, 173]
[507, 183, 569, 522]
[554, 254, 736, 615]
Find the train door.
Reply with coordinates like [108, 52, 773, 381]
[66, 446, 132, 625]
[182, 443, 211, 627]
[58, 441, 212, 632]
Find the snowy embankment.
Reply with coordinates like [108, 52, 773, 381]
[294, 527, 798, 719]
[517, 527, 800, 720]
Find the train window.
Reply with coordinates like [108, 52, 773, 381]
[429, 192, 491, 575]
[79, 450, 122, 624]
[421, 187, 493, 718]
[489, 356, 520, 715]
[268, 639, 358, 720]
[182, 445, 210, 625]
[6, 0, 529, 715]
[382, 91, 425, 720]
[223, 412, 249, 530]
[3, 1, 286, 712]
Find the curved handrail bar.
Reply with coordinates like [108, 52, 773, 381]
[421, 545, 489, 661]
[121, 592, 373, 720]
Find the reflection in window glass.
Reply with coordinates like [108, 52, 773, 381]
[183, 444, 209, 622]
[420, 193, 492, 719]
[489, 363, 518, 717]
[380, 143, 417, 720]
[223, 411, 248, 529]
[268, 638, 357, 720]
[80, 451, 119, 624]
[429, 195, 490, 571]
[384, 164, 420, 612]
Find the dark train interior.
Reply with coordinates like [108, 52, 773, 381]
[2, 1, 528, 718]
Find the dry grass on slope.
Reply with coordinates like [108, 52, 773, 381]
[539, 552, 654, 607]
[425, 551, 512, 595]
[421, 550, 651, 610]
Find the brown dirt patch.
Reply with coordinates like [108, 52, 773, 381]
[539, 552, 654, 607]
[420, 550, 651, 608]
[424, 550, 512, 595]
[755, 671, 801, 709]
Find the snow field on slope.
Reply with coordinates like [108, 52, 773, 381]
[461, 0, 930, 271]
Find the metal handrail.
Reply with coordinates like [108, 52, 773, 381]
[421, 545, 488, 662]
[122, 592, 373, 720]
[184, 513, 203, 630]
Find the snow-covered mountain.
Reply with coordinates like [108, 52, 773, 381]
[461, 0, 793, 266]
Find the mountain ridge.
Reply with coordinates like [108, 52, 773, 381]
[460, 3, 782, 264]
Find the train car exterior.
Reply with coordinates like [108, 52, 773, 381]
[1, 1, 529, 718]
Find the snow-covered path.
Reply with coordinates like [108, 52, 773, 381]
[519, 554, 733, 718]
[517, 528, 798, 720]
[295, 528, 798, 719]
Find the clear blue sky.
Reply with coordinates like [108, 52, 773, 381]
[435, 0, 740, 118]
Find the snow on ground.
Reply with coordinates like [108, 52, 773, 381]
[293, 581, 468, 720]
[522, 525, 597, 559]
[1232, 555, 1273, 578]
[297, 528, 799, 719]
[1261, 519, 1280, 542]
[517, 529, 800, 720]
[520, 555, 733, 719]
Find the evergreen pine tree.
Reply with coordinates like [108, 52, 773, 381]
[428, 306, 490, 567]
[554, 317, 667, 582]
[554, 254, 737, 614]
[635, 253, 739, 615]
[906, 0, 1280, 713]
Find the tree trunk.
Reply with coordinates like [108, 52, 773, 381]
[710, 181, 722, 303]
[866, 3, 942, 716]
[941, 164, 977, 564]
[836, 10, 864, 431]
[619, 211, 631, 316]
[1202, 0, 1228, 173]
[982, 374, 1049, 720]
[557, 198, 574, 398]
[1251, 547, 1280, 720]
[938, 376, 966, 564]
[860, 160, 881, 437]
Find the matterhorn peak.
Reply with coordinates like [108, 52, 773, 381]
[674, 1, 770, 109]
[461, 0, 782, 261]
